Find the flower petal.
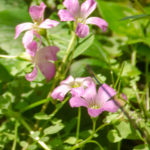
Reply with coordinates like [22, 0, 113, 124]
[97, 84, 117, 105]
[87, 108, 104, 118]
[71, 87, 85, 97]
[75, 77, 94, 87]
[25, 66, 38, 81]
[38, 61, 56, 81]
[35, 46, 59, 63]
[61, 76, 74, 85]
[69, 97, 88, 108]
[29, 2, 46, 22]
[15, 23, 33, 39]
[26, 41, 38, 57]
[22, 30, 34, 49]
[58, 9, 75, 21]
[51, 84, 71, 101]
[63, 0, 79, 17]
[75, 23, 89, 38]
[86, 17, 108, 32]
[35, 46, 59, 81]
[83, 83, 97, 101]
[101, 100, 119, 113]
[80, 0, 97, 18]
[39, 19, 59, 29]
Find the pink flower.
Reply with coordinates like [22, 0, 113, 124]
[69, 83, 119, 118]
[51, 75, 94, 101]
[58, 0, 108, 38]
[25, 41, 59, 81]
[15, 2, 59, 49]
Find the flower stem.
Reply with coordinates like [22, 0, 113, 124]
[0, 54, 17, 59]
[145, 58, 149, 111]
[20, 98, 51, 113]
[62, 31, 77, 63]
[11, 121, 19, 150]
[70, 118, 98, 150]
[76, 107, 81, 143]
[19, 116, 51, 150]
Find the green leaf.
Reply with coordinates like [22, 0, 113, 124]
[107, 129, 122, 143]
[34, 112, 50, 120]
[133, 144, 150, 150]
[44, 123, 64, 135]
[70, 58, 108, 77]
[116, 121, 132, 139]
[120, 14, 150, 21]
[97, 1, 143, 38]
[73, 35, 94, 58]
[64, 137, 76, 145]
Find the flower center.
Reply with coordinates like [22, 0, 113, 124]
[88, 99, 100, 109]
[72, 81, 82, 88]
[77, 18, 86, 24]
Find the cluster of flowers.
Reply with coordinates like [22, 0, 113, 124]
[14, 0, 125, 117]
[52, 76, 122, 118]
[15, 0, 108, 81]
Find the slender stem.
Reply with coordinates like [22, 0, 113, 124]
[62, 31, 77, 63]
[70, 118, 97, 150]
[0, 55, 17, 59]
[76, 107, 81, 142]
[87, 140, 104, 150]
[48, 97, 70, 120]
[19, 116, 50, 150]
[117, 141, 121, 150]
[114, 62, 125, 89]
[131, 50, 136, 66]
[145, 58, 149, 111]
[20, 98, 51, 113]
[12, 121, 19, 150]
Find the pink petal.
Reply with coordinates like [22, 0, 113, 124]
[51, 85, 71, 101]
[35, 46, 59, 62]
[61, 76, 74, 85]
[39, 19, 59, 29]
[26, 41, 38, 57]
[63, 0, 79, 17]
[97, 84, 117, 105]
[35, 46, 59, 81]
[80, 0, 97, 18]
[69, 97, 88, 108]
[87, 108, 104, 118]
[15, 23, 33, 39]
[25, 66, 38, 81]
[101, 100, 119, 113]
[58, 9, 75, 21]
[71, 87, 85, 97]
[75, 77, 94, 87]
[29, 2, 46, 22]
[22, 30, 34, 49]
[83, 83, 97, 101]
[86, 17, 108, 32]
[38, 61, 56, 81]
[75, 23, 89, 38]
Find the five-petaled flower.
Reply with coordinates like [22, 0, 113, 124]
[15, 2, 59, 50]
[69, 83, 119, 118]
[58, 0, 108, 38]
[25, 41, 59, 81]
[51, 75, 94, 101]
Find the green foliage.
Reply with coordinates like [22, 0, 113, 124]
[0, 0, 150, 149]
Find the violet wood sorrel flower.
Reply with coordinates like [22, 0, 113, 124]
[58, 0, 108, 38]
[25, 41, 59, 81]
[69, 83, 119, 118]
[51, 75, 94, 101]
[15, 2, 59, 49]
